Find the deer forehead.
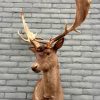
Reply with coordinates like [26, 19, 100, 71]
[36, 49, 55, 56]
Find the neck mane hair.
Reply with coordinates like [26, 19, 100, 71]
[43, 64, 61, 98]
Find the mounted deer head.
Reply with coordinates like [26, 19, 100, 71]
[18, 0, 91, 99]
[30, 38, 64, 73]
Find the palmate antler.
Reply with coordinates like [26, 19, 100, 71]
[18, 0, 91, 49]
[48, 0, 91, 46]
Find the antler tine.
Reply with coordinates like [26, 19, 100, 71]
[17, 30, 29, 42]
[18, 9, 41, 48]
[49, 0, 91, 44]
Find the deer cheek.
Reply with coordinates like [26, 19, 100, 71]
[43, 68, 49, 72]
[41, 63, 49, 72]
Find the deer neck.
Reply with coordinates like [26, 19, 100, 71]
[43, 64, 61, 98]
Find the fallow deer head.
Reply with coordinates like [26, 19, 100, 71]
[18, 0, 91, 73]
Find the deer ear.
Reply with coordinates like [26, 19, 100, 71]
[53, 38, 64, 51]
[29, 47, 36, 53]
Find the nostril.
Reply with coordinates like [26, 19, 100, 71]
[31, 63, 38, 71]
[34, 65, 38, 68]
[31, 64, 40, 73]
[31, 66, 37, 70]
[34, 63, 38, 68]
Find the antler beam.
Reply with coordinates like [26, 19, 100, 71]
[18, 0, 91, 49]
[49, 0, 91, 45]
[17, 9, 41, 49]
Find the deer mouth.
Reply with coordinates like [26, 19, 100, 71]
[31, 67, 41, 73]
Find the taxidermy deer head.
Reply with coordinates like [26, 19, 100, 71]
[18, 0, 91, 100]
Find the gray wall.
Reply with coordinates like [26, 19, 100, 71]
[0, 0, 100, 100]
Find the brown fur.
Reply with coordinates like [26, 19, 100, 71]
[31, 48, 64, 100]
[17, 1, 91, 99]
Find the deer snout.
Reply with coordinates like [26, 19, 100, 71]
[31, 63, 41, 73]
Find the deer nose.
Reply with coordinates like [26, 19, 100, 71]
[31, 63, 40, 73]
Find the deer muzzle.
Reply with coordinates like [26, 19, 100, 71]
[31, 62, 41, 73]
